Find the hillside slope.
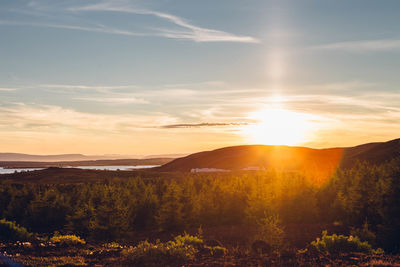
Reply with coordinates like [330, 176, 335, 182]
[340, 138, 400, 168]
[157, 138, 400, 173]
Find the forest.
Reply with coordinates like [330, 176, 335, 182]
[1, 156, 400, 255]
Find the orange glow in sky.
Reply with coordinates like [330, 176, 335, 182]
[242, 107, 320, 146]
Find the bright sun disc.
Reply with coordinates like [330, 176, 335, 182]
[242, 108, 316, 146]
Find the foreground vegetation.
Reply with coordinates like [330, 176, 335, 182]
[1, 157, 400, 265]
[0, 231, 394, 266]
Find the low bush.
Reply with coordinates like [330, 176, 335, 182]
[50, 234, 86, 246]
[103, 242, 123, 249]
[254, 215, 285, 250]
[122, 237, 197, 266]
[311, 230, 383, 254]
[0, 218, 33, 241]
[174, 233, 203, 248]
[350, 221, 376, 246]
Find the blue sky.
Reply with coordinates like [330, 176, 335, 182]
[1, 0, 400, 155]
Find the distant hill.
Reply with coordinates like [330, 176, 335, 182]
[143, 153, 188, 159]
[157, 145, 343, 176]
[0, 152, 184, 162]
[0, 158, 174, 168]
[157, 138, 400, 175]
[0, 153, 145, 162]
[340, 138, 400, 168]
[0, 153, 91, 162]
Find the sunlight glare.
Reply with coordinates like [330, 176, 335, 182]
[242, 107, 318, 146]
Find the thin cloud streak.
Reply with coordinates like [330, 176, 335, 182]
[0, 20, 147, 37]
[70, 2, 259, 43]
[161, 122, 250, 129]
[41, 84, 138, 94]
[312, 39, 400, 52]
[0, 104, 177, 133]
[75, 96, 148, 105]
[303, 81, 376, 91]
[41, 84, 138, 90]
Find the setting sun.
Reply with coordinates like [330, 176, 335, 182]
[242, 107, 318, 146]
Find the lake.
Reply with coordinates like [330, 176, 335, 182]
[0, 165, 159, 174]
[65, 165, 159, 171]
[0, 167, 45, 174]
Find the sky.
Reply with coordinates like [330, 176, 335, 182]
[1, 0, 400, 155]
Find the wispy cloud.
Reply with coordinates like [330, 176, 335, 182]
[70, 2, 259, 43]
[41, 84, 148, 104]
[163, 80, 227, 88]
[0, 87, 17, 91]
[41, 84, 137, 90]
[0, 20, 146, 37]
[75, 96, 148, 105]
[1, 0, 259, 43]
[312, 39, 400, 52]
[161, 122, 249, 129]
[41, 83, 138, 94]
[303, 81, 376, 91]
[0, 103, 176, 133]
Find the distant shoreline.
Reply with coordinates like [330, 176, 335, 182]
[0, 158, 173, 169]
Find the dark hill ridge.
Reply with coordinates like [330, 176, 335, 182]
[157, 138, 400, 173]
[340, 138, 400, 168]
[157, 145, 343, 176]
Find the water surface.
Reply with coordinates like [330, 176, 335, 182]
[0, 165, 159, 174]
[66, 165, 159, 171]
[0, 167, 44, 174]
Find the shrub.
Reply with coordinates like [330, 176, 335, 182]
[174, 233, 203, 248]
[0, 218, 33, 241]
[122, 238, 197, 266]
[103, 242, 123, 249]
[50, 233, 86, 246]
[311, 230, 383, 254]
[350, 221, 376, 246]
[254, 215, 285, 250]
